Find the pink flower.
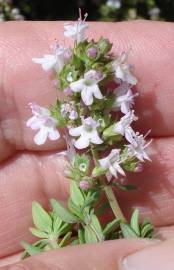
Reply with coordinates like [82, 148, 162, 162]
[26, 103, 60, 145]
[69, 117, 103, 149]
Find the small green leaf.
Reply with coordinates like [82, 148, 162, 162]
[21, 241, 42, 256]
[91, 214, 104, 241]
[141, 223, 154, 238]
[70, 181, 85, 206]
[59, 232, 72, 247]
[130, 209, 140, 236]
[84, 225, 98, 243]
[51, 199, 78, 224]
[52, 215, 63, 234]
[103, 219, 120, 236]
[121, 223, 139, 239]
[58, 223, 72, 236]
[32, 202, 52, 233]
[29, 228, 48, 239]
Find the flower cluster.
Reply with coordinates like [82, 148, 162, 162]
[27, 12, 151, 188]
[23, 12, 154, 257]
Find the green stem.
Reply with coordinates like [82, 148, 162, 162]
[104, 185, 126, 223]
[90, 146, 126, 223]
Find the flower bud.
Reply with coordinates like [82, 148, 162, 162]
[87, 47, 97, 58]
[79, 180, 90, 190]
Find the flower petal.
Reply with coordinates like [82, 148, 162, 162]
[32, 55, 57, 71]
[74, 135, 89, 149]
[69, 126, 83, 137]
[48, 129, 60, 141]
[109, 165, 117, 178]
[81, 87, 93, 106]
[34, 128, 48, 145]
[115, 163, 126, 176]
[99, 157, 109, 169]
[70, 79, 84, 93]
[90, 131, 103, 145]
[93, 85, 104, 100]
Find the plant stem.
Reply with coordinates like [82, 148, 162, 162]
[104, 185, 126, 223]
[90, 146, 126, 223]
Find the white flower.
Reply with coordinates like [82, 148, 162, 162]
[106, 0, 121, 9]
[99, 149, 125, 180]
[70, 70, 104, 106]
[114, 111, 138, 143]
[127, 132, 152, 162]
[64, 12, 88, 43]
[26, 103, 60, 145]
[69, 117, 103, 149]
[32, 44, 71, 73]
[113, 52, 138, 85]
[113, 82, 139, 114]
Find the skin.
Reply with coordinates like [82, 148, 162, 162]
[1, 20, 174, 269]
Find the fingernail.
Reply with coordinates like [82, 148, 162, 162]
[121, 240, 162, 270]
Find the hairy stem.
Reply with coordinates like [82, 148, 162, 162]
[90, 146, 126, 222]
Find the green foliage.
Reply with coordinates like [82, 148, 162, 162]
[121, 209, 154, 239]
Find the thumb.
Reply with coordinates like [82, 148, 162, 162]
[122, 238, 174, 270]
[0, 239, 159, 270]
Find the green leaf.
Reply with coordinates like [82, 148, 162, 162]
[90, 214, 104, 241]
[68, 198, 82, 218]
[84, 225, 98, 243]
[82, 191, 100, 209]
[141, 223, 154, 238]
[59, 232, 72, 247]
[52, 214, 63, 234]
[29, 228, 48, 239]
[32, 202, 52, 233]
[103, 219, 120, 236]
[51, 199, 78, 224]
[58, 223, 72, 236]
[70, 181, 85, 206]
[21, 241, 42, 256]
[121, 223, 139, 239]
[78, 228, 85, 244]
[130, 209, 140, 236]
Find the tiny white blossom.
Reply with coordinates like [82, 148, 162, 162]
[64, 12, 88, 43]
[114, 111, 138, 143]
[26, 103, 60, 145]
[113, 82, 139, 114]
[70, 70, 104, 106]
[32, 44, 71, 73]
[113, 52, 138, 85]
[69, 117, 103, 149]
[127, 132, 152, 162]
[99, 149, 125, 180]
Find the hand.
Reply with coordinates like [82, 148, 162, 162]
[0, 20, 174, 270]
